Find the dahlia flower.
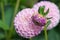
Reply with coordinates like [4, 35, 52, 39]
[33, 1, 60, 30]
[14, 8, 46, 38]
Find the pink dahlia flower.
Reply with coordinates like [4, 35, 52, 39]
[33, 1, 60, 30]
[14, 8, 46, 38]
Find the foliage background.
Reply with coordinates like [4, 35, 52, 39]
[0, 0, 60, 40]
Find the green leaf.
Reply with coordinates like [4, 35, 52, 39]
[0, 33, 5, 39]
[44, 9, 49, 16]
[0, 20, 9, 30]
[38, 6, 45, 15]
[4, 6, 14, 26]
[48, 29, 60, 40]
[46, 20, 51, 27]
[38, 6, 49, 16]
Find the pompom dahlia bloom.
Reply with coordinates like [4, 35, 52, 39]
[14, 8, 46, 38]
[33, 1, 60, 30]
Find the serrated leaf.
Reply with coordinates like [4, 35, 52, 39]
[0, 20, 9, 30]
[38, 6, 45, 15]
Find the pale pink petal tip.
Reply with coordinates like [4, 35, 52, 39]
[14, 8, 43, 38]
[33, 1, 60, 30]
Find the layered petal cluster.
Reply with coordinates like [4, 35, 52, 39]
[14, 8, 45, 38]
[33, 1, 60, 30]
[14, 1, 60, 38]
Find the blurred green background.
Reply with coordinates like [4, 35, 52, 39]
[0, 0, 60, 40]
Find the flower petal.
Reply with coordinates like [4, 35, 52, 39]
[14, 8, 43, 38]
[33, 1, 60, 30]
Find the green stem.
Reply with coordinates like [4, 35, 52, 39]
[8, 0, 20, 39]
[1, 2, 8, 40]
[1, 2, 5, 22]
[44, 25, 48, 40]
[29, 38, 32, 40]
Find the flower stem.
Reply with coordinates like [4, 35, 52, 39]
[44, 25, 48, 40]
[1, 2, 8, 40]
[1, 2, 5, 22]
[29, 38, 32, 40]
[8, 0, 20, 40]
